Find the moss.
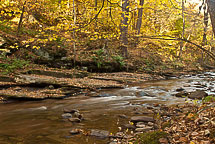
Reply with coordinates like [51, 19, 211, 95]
[133, 131, 168, 144]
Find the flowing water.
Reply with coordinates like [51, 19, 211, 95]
[1, 72, 215, 144]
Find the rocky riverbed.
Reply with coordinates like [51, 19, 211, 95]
[0, 70, 215, 143]
[0, 67, 161, 101]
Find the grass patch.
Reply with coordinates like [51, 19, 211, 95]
[133, 131, 168, 144]
[0, 57, 29, 74]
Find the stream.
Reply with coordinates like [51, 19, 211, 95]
[0, 72, 215, 144]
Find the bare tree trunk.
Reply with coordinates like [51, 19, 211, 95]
[67, 0, 70, 8]
[73, 0, 76, 66]
[136, 0, 144, 35]
[17, 1, 26, 36]
[95, 0, 97, 11]
[207, 0, 215, 36]
[203, 4, 209, 46]
[179, 0, 185, 57]
[120, 0, 129, 58]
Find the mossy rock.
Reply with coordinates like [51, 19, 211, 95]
[133, 131, 168, 144]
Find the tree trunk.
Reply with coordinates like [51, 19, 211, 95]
[203, 4, 209, 46]
[73, 0, 76, 66]
[179, 0, 185, 57]
[17, 1, 26, 36]
[207, 0, 215, 36]
[136, 0, 144, 34]
[95, 0, 97, 11]
[120, 0, 129, 58]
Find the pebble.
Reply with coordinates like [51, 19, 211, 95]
[147, 122, 154, 126]
[63, 108, 79, 114]
[62, 113, 72, 119]
[70, 129, 81, 135]
[131, 116, 154, 123]
[135, 126, 152, 132]
[68, 118, 81, 123]
[123, 124, 136, 130]
[118, 114, 128, 119]
[136, 124, 146, 128]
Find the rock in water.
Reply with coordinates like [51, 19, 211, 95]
[188, 90, 208, 99]
[62, 113, 72, 119]
[131, 116, 154, 123]
[175, 91, 188, 98]
[63, 108, 79, 114]
[70, 129, 81, 135]
[135, 126, 153, 132]
[90, 129, 109, 138]
[68, 118, 81, 123]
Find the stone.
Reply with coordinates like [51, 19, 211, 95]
[118, 114, 128, 119]
[175, 91, 188, 98]
[70, 129, 81, 135]
[153, 103, 159, 107]
[63, 108, 79, 114]
[73, 112, 81, 118]
[136, 123, 146, 128]
[33, 47, 53, 60]
[62, 113, 72, 119]
[68, 118, 81, 123]
[109, 142, 118, 144]
[123, 124, 136, 130]
[159, 138, 168, 144]
[148, 122, 154, 126]
[135, 126, 152, 132]
[131, 116, 154, 123]
[115, 132, 124, 138]
[188, 90, 208, 99]
[176, 87, 185, 92]
[86, 92, 99, 97]
[136, 91, 150, 97]
[48, 85, 55, 89]
[90, 129, 109, 138]
[136, 122, 145, 125]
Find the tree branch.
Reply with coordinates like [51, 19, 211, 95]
[136, 35, 215, 61]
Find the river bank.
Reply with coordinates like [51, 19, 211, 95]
[0, 62, 206, 102]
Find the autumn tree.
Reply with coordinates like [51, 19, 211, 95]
[136, 0, 144, 35]
[120, 0, 129, 58]
[207, 0, 215, 36]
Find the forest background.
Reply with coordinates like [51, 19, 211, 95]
[0, 0, 214, 74]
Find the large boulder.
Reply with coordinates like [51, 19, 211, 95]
[188, 90, 208, 100]
[90, 129, 109, 138]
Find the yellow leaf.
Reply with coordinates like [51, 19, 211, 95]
[187, 113, 194, 119]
